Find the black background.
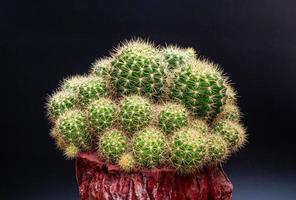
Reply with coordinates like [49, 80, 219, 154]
[1, 0, 296, 199]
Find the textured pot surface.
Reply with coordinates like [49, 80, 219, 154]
[76, 152, 233, 200]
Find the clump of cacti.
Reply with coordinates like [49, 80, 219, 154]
[46, 39, 247, 173]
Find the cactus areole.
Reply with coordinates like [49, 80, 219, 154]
[46, 39, 247, 200]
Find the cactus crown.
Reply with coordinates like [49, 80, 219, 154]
[46, 39, 247, 173]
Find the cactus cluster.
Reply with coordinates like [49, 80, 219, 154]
[46, 39, 247, 173]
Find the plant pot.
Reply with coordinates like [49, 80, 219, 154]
[76, 152, 233, 200]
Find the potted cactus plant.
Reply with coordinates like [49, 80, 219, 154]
[46, 39, 246, 200]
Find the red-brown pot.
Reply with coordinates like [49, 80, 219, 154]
[76, 152, 233, 200]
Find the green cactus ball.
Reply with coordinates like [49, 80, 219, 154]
[207, 134, 228, 162]
[170, 60, 227, 120]
[57, 109, 89, 148]
[216, 103, 241, 122]
[90, 57, 113, 78]
[77, 76, 107, 107]
[213, 120, 246, 152]
[118, 153, 135, 172]
[99, 129, 128, 162]
[163, 46, 196, 69]
[47, 90, 76, 120]
[111, 40, 166, 98]
[158, 103, 188, 133]
[132, 128, 166, 167]
[192, 119, 209, 135]
[120, 95, 152, 133]
[170, 128, 207, 172]
[87, 98, 117, 133]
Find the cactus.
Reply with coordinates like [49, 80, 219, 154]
[170, 128, 208, 172]
[57, 109, 89, 149]
[46, 39, 247, 173]
[120, 95, 152, 133]
[170, 60, 228, 121]
[99, 129, 128, 162]
[132, 128, 166, 167]
[90, 57, 113, 78]
[192, 119, 209, 135]
[157, 103, 188, 133]
[213, 120, 246, 152]
[206, 135, 228, 162]
[163, 46, 196, 69]
[118, 153, 135, 172]
[61, 75, 89, 92]
[87, 98, 117, 133]
[111, 40, 166, 98]
[47, 90, 76, 120]
[64, 144, 80, 159]
[77, 76, 108, 107]
[216, 103, 241, 122]
[225, 84, 237, 104]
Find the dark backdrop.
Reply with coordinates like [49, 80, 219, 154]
[1, 0, 296, 199]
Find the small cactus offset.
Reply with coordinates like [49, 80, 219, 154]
[47, 90, 76, 120]
[163, 46, 196, 69]
[206, 134, 228, 162]
[46, 38, 247, 173]
[216, 103, 241, 122]
[99, 129, 128, 162]
[170, 60, 228, 121]
[56, 109, 89, 149]
[87, 98, 117, 133]
[119, 95, 152, 133]
[111, 40, 167, 98]
[170, 128, 208, 173]
[118, 153, 135, 172]
[132, 128, 166, 167]
[213, 120, 246, 153]
[90, 57, 113, 78]
[77, 76, 108, 107]
[157, 103, 188, 133]
[192, 119, 209, 135]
